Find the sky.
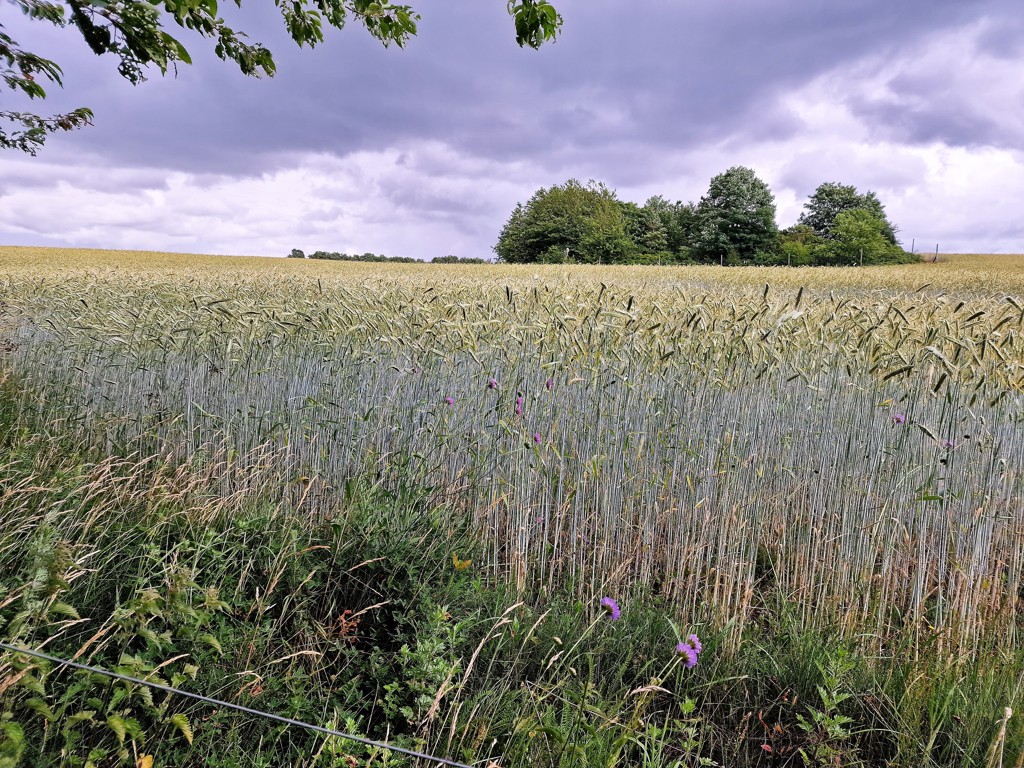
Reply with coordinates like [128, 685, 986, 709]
[2, 0, 1023, 259]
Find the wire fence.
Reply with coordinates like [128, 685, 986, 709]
[0, 641, 478, 768]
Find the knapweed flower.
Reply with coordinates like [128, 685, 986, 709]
[487, 377, 499, 390]
[686, 633, 702, 654]
[515, 395, 523, 416]
[600, 597, 621, 621]
[545, 377, 554, 391]
[444, 396, 455, 406]
[533, 432, 542, 444]
[892, 413, 906, 425]
[675, 642, 699, 669]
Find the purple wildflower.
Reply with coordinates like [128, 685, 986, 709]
[533, 432, 542, 444]
[487, 377, 498, 390]
[675, 642, 699, 669]
[444, 396, 455, 406]
[600, 597, 621, 621]
[942, 439, 957, 450]
[686, 633, 703, 654]
[515, 395, 523, 416]
[892, 413, 906, 425]
[546, 377, 554, 391]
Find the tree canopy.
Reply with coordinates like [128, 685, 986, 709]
[494, 179, 635, 264]
[494, 170, 915, 267]
[691, 166, 779, 265]
[1, 0, 562, 154]
[798, 182, 898, 244]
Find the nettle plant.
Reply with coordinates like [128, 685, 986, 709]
[0, 536, 229, 766]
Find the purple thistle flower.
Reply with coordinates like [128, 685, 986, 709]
[676, 642, 699, 669]
[892, 413, 906, 425]
[687, 633, 703, 654]
[942, 438, 957, 450]
[444, 396, 455, 406]
[515, 395, 523, 416]
[533, 432, 542, 444]
[545, 377, 554, 391]
[487, 377, 498, 390]
[600, 597, 621, 621]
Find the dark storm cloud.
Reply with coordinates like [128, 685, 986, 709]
[851, 97, 1012, 149]
[9, 0, 1018, 181]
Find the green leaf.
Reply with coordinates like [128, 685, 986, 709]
[123, 717, 145, 741]
[24, 698, 55, 721]
[19, 674, 45, 696]
[66, 710, 98, 727]
[199, 633, 222, 654]
[168, 713, 194, 745]
[49, 601, 80, 619]
[172, 39, 193, 65]
[106, 714, 127, 745]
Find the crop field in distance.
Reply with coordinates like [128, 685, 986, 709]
[1, 245, 1023, 767]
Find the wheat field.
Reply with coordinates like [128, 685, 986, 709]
[2, 246, 1022, 657]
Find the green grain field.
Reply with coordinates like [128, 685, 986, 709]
[2, 246, 1023, 768]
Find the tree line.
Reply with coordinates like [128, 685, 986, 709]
[288, 250, 487, 264]
[494, 168, 916, 266]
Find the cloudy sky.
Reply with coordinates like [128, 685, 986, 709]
[2, 0, 1023, 258]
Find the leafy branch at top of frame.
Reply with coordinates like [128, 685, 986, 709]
[1, 0, 563, 153]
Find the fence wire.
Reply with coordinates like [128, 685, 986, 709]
[0, 641, 477, 768]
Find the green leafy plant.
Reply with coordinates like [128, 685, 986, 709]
[796, 647, 862, 767]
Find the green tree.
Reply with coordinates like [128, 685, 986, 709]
[798, 182, 898, 245]
[778, 224, 824, 266]
[642, 195, 696, 260]
[621, 201, 668, 258]
[494, 179, 634, 264]
[692, 166, 778, 264]
[827, 208, 910, 265]
[2, 0, 562, 154]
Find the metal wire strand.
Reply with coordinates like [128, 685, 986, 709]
[0, 641, 477, 768]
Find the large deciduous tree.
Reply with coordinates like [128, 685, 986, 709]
[494, 179, 634, 264]
[691, 166, 779, 264]
[1, 0, 562, 154]
[798, 182, 898, 245]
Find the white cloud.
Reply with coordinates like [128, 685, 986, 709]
[0, 144, 547, 259]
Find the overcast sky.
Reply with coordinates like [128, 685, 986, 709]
[2, 0, 1023, 258]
